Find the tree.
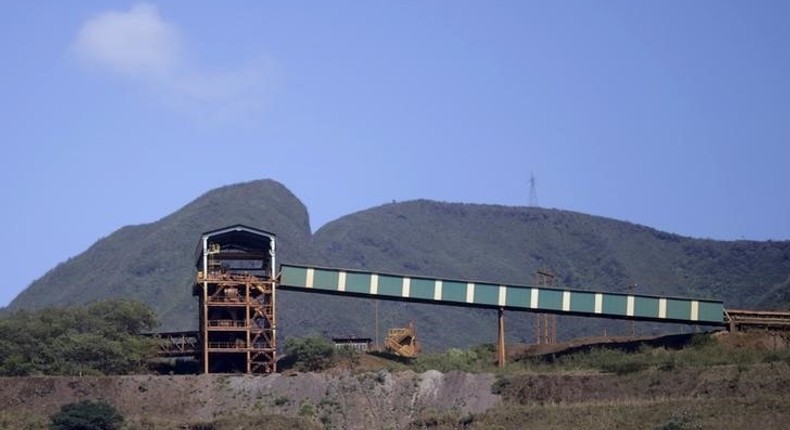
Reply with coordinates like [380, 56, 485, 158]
[50, 400, 123, 430]
[283, 336, 336, 371]
[0, 300, 159, 376]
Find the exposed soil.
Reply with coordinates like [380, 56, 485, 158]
[2, 331, 789, 429]
[0, 370, 497, 429]
[499, 363, 790, 405]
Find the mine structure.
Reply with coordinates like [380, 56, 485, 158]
[152, 224, 790, 375]
[193, 225, 277, 374]
[384, 321, 421, 358]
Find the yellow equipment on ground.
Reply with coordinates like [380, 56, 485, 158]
[384, 321, 421, 358]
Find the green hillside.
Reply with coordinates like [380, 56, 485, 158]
[9, 180, 315, 331]
[313, 200, 790, 307]
[8, 180, 790, 350]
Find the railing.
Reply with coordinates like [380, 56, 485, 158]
[208, 320, 247, 328]
[208, 341, 248, 349]
[726, 309, 790, 331]
[144, 331, 199, 357]
[207, 297, 246, 305]
[207, 341, 277, 350]
[197, 271, 273, 285]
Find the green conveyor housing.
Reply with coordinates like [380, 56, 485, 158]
[278, 264, 725, 325]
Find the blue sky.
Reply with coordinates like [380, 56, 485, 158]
[1, 2, 788, 306]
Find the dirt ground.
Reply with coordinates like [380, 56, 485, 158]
[0, 370, 497, 429]
[2, 331, 789, 429]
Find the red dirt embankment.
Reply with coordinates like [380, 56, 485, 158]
[0, 370, 498, 429]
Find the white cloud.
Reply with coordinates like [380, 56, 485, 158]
[72, 3, 272, 123]
[73, 4, 181, 78]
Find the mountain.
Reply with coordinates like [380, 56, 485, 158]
[309, 200, 790, 347]
[9, 180, 790, 350]
[9, 180, 315, 330]
[313, 200, 790, 307]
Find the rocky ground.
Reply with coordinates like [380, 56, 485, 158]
[0, 370, 497, 429]
[2, 331, 789, 429]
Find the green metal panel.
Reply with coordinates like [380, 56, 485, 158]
[280, 266, 307, 287]
[313, 269, 339, 291]
[443, 281, 467, 303]
[474, 283, 499, 306]
[410, 278, 435, 300]
[602, 294, 627, 316]
[698, 301, 724, 323]
[666, 299, 691, 321]
[506, 286, 531, 308]
[378, 275, 402, 297]
[346, 272, 371, 294]
[570, 291, 595, 313]
[634, 297, 659, 318]
[539, 289, 563, 311]
[277, 265, 725, 325]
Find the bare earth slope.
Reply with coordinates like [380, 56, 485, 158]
[1, 364, 788, 430]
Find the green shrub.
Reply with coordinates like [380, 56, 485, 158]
[50, 400, 123, 430]
[413, 345, 496, 373]
[0, 300, 159, 376]
[491, 377, 511, 395]
[298, 401, 315, 417]
[284, 337, 336, 372]
[654, 411, 701, 430]
[600, 360, 649, 375]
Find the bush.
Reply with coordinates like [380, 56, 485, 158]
[50, 400, 123, 430]
[413, 345, 495, 373]
[491, 377, 511, 395]
[0, 300, 159, 376]
[283, 337, 336, 372]
[654, 411, 702, 430]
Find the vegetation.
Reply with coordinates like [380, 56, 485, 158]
[192, 414, 321, 430]
[413, 344, 496, 373]
[50, 400, 123, 430]
[518, 334, 790, 374]
[335, 345, 362, 370]
[8, 180, 314, 332]
[0, 331, 786, 430]
[0, 299, 159, 376]
[6, 179, 790, 350]
[461, 396, 788, 430]
[283, 336, 336, 372]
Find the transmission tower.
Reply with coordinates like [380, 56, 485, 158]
[529, 172, 538, 207]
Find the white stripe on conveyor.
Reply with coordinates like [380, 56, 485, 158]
[305, 268, 315, 288]
[530, 288, 539, 309]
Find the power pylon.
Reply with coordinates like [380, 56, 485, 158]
[529, 172, 538, 207]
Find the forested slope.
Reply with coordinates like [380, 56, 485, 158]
[9, 180, 790, 349]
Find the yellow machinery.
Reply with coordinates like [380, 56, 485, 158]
[384, 321, 421, 358]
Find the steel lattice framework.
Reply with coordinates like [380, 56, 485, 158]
[193, 225, 277, 374]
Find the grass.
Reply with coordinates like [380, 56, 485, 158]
[463, 394, 790, 430]
[518, 334, 790, 374]
[3, 333, 787, 430]
[353, 333, 790, 377]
